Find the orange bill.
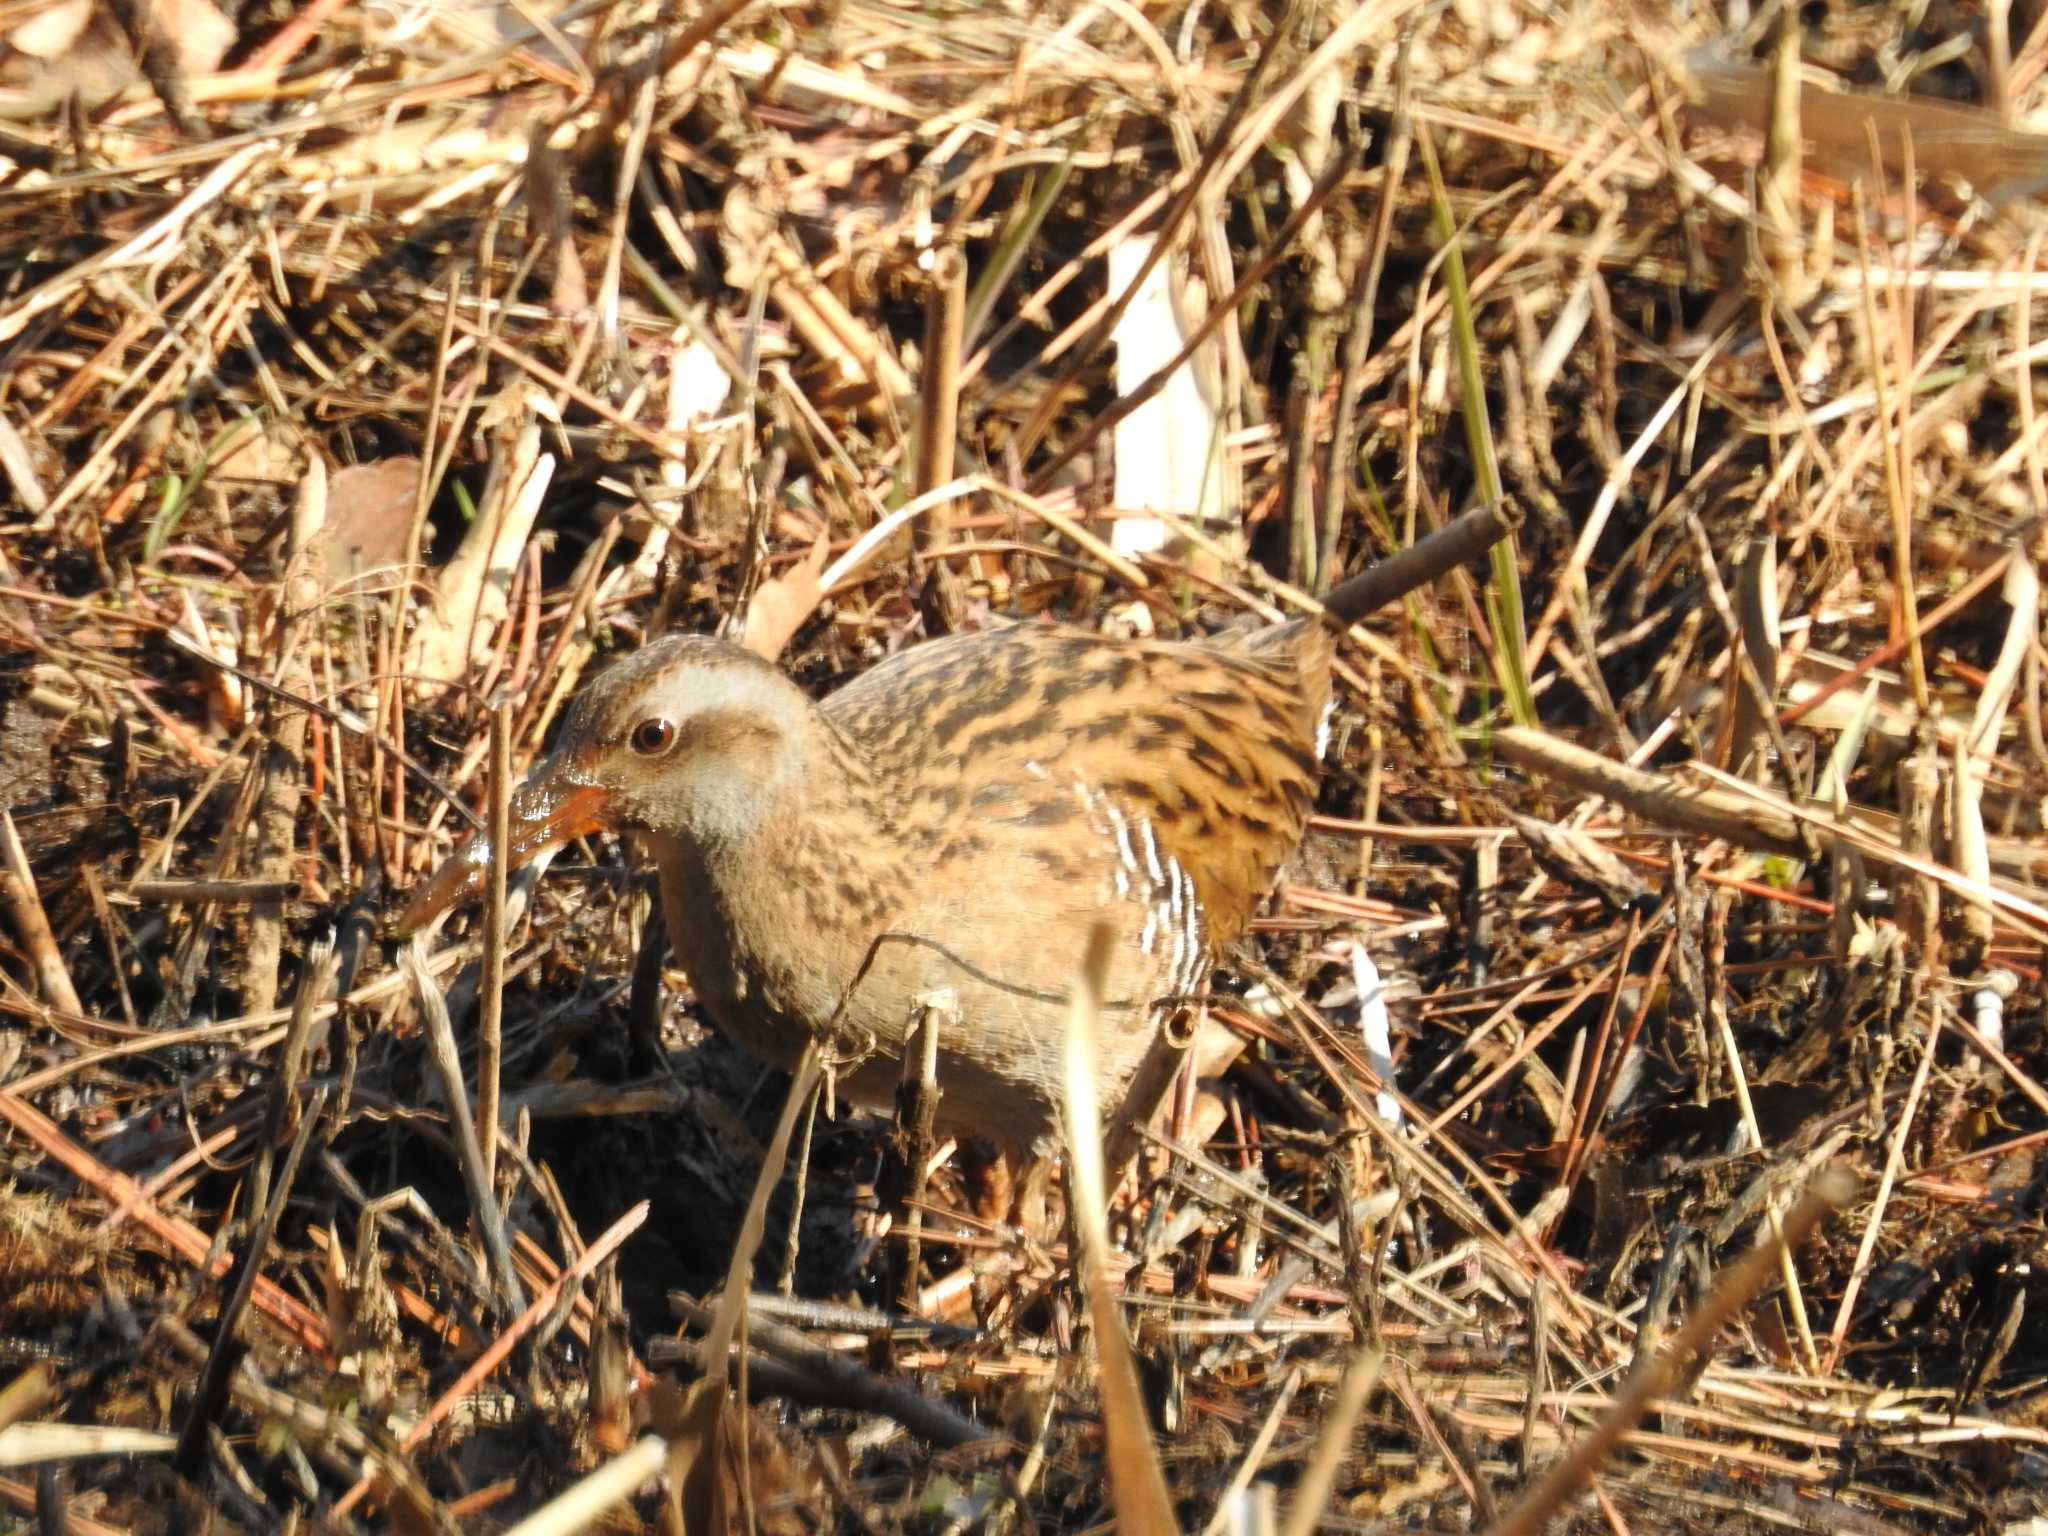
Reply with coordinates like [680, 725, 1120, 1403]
[392, 759, 610, 935]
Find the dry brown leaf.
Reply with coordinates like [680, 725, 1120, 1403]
[317, 457, 422, 592]
[738, 535, 828, 662]
[211, 418, 301, 487]
[406, 406, 551, 688]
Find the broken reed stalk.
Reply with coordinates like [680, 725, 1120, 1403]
[1849, 178, 1929, 713]
[241, 453, 323, 1019]
[1761, 4, 1807, 302]
[914, 246, 967, 512]
[248, 937, 337, 1230]
[478, 699, 513, 1197]
[1478, 1165, 1860, 1536]
[1278, 1350, 1385, 1536]
[174, 1083, 330, 1473]
[1492, 727, 1806, 858]
[127, 878, 302, 904]
[912, 244, 969, 617]
[1064, 921, 1182, 1536]
[403, 940, 525, 1315]
[0, 810, 82, 1016]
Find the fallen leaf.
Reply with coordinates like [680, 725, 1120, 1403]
[739, 535, 829, 661]
[317, 457, 422, 591]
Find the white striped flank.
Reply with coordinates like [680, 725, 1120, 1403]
[1069, 774, 1210, 997]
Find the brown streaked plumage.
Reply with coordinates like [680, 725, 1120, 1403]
[396, 504, 1513, 1151]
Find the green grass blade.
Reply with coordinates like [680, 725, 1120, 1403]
[1420, 129, 1534, 728]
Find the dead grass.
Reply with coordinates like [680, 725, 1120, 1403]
[1, 1, 2046, 1532]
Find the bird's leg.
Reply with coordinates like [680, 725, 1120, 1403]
[958, 1139, 1012, 1225]
[877, 995, 951, 1340]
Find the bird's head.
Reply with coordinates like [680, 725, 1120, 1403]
[393, 635, 811, 935]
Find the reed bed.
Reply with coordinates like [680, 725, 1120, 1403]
[1, 1, 2045, 1531]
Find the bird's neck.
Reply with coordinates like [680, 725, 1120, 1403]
[638, 717, 901, 1032]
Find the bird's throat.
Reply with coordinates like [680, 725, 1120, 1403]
[634, 736, 902, 1068]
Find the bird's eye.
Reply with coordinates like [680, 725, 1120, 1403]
[629, 718, 675, 756]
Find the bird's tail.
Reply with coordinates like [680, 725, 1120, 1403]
[1316, 501, 1519, 630]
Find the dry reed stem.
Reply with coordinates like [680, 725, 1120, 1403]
[1065, 922, 1181, 1536]
[501, 1435, 670, 1536]
[404, 941, 526, 1313]
[0, 1089, 330, 1354]
[1, 5, 2045, 1528]
[1278, 1350, 1384, 1536]
[328, 1199, 649, 1520]
[0, 811, 81, 1016]
[477, 699, 512, 1198]
[669, 1042, 823, 1533]
[1479, 1166, 1860, 1536]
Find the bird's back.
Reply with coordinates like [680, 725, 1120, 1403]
[823, 622, 1329, 949]
[798, 621, 1330, 1143]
